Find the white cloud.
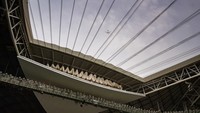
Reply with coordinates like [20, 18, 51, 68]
[29, 0, 200, 77]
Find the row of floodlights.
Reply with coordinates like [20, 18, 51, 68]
[47, 63, 123, 90]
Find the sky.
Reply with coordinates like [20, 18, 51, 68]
[28, 0, 200, 78]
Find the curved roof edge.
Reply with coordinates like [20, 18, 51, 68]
[33, 40, 144, 82]
[22, 0, 144, 82]
[22, 0, 200, 83]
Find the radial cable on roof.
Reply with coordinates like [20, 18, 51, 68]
[72, 0, 88, 51]
[135, 45, 200, 75]
[85, 0, 115, 55]
[48, 0, 52, 47]
[127, 31, 200, 71]
[117, 7, 200, 67]
[28, 2, 38, 40]
[105, 0, 177, 63]
[37, 0, 46, 44]
[93, 0, 139, 58]
[95, 0, 144, 60]
[66, 0, 75, 49]
[58, 0, 63, 46]
[79, 0, 105, 55]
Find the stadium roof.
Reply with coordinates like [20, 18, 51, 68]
[1, 0, 200, 112]
[27, 0, 200, 78]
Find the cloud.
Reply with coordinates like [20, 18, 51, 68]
[29, 0, 200, 77]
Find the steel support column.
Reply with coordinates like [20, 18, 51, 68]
[5, 0, 29, 57]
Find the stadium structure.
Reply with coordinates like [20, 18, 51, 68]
[0, 0, 200, 113]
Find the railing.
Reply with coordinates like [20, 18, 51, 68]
[0, 72, 156, 113]
[1, 72, 200, 113]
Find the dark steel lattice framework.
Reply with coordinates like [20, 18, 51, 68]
[5, 0, 30, 57]
[131, 62, 200, 95]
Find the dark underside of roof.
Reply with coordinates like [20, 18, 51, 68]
[1, 0, 200, 113]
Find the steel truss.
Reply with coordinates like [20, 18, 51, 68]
[186, 86, 200, 107]
[172, 77, 200, 110]
[132, 62, 200, 95]
[5, 0, 29, 57]
[185, 80, 200, 107]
